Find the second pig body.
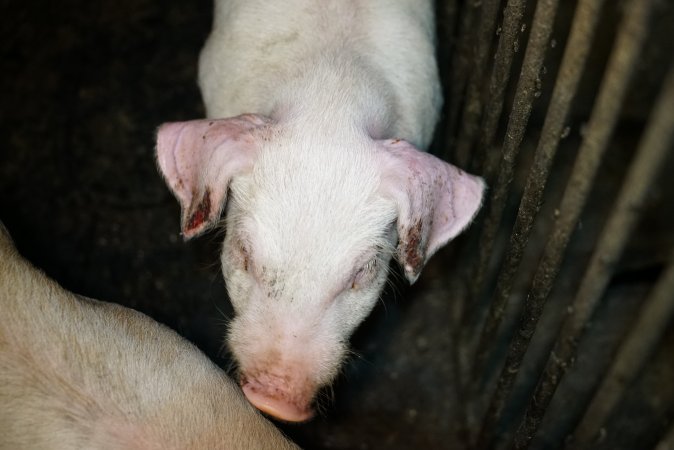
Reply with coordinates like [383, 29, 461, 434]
[0, 224, 297, 449]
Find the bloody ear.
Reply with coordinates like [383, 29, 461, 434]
[155, 114, 270, 239]
[378, 139, 486, 284]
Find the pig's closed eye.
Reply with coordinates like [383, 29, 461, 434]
[237, 241, 251, 272]
[351, 259, 378, 290]
[243, 252, 249, 272]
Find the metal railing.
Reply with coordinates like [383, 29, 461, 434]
[439, 0, 674, 448]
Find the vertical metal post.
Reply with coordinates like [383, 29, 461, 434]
[452, 0, 504, 167]
[511, 55, 672, 449]
[469, 0, 528, 177]
[445, 0, 481, 162]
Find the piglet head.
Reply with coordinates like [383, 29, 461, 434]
[155, 120, 484, 423]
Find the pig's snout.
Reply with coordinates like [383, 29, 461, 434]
[228, 302, 347, 423]
[241, 371, 315, 423]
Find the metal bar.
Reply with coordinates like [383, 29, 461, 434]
[452, 0, 503, 167]
[515, 60, 674, 449]
[467, 1, 561, 446]
[471, 0, 605, 388]
[571, 251, 674, 446]
[469, 0, 528, 177]
[444, 0, 481, 162]
[655, 420, 674, 450]
[506, 0, 659, 446]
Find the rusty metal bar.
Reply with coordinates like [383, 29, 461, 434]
[444, 0, 481, 162]
[474, 0, 655, 446]
[469, 0, 528, 177]
[571, 250, 674, 446]
[471, 0, 605, 388]
[513, 57, 673, 449]
[467, 1, 561, 446]
[452, 0, 503, 167]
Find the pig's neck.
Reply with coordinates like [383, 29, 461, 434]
[271, 51, 399, 142]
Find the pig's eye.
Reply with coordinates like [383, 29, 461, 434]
[351, 258, 378, 290]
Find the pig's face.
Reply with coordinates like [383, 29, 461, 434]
[221, 138, 398, 421]
[155, 115, 485, 422]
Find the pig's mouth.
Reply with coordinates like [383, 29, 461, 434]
[240, 373, 316, 423]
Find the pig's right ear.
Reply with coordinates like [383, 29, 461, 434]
[377, 139, 485, 284]
[155, 114, 270, 239]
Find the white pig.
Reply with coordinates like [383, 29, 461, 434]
[155, 0, 485, 422]
[0, 224, 298, 450]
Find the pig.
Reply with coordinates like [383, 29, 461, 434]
[0, 223, 298, 450]
[155, 0, 485, 422]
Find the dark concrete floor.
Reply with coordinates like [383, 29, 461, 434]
[1, 1, 672, 449]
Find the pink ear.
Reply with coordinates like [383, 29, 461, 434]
[155, 114, 270, 239]
[378, 139, 485, 283]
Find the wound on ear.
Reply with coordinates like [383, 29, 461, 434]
[400, 219, 424, 276]
[186, 189, 211, 232]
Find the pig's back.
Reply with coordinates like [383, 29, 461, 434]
[0, 230, 297, 450]
[198, 0, 441, 149]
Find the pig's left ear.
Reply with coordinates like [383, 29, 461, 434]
[156, 114, 270, 239]
[378, 139, 486, 284]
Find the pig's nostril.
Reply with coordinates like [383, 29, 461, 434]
[242, 381, 314, 423]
